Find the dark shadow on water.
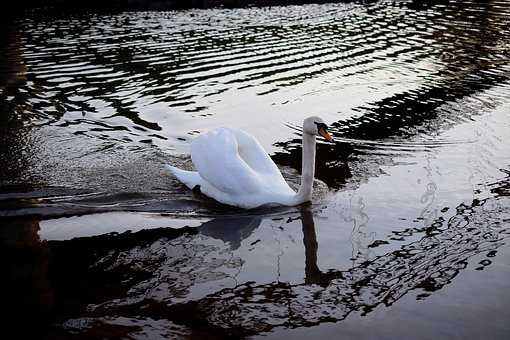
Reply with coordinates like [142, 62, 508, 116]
[0, 216, 199, 337]
[200, 216, 261, 250]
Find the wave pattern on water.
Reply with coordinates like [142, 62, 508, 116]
[0, 0, 510, 215]
[2, 3, 510, 338]
[3, 1, 507, 144]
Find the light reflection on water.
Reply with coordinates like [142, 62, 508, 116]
[3, 1, 510, 158]
[1, 0, 510, 339]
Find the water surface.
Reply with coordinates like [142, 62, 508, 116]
[1, 1, 510, 338]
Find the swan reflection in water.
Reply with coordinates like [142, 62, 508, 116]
[199, 216, 262, 250]
[2, 185, 509, 338]
[160, 199, 507, 338]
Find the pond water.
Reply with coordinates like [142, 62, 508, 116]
[1, 1, 510, 339]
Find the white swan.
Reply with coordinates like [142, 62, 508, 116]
[166, 116, 333, 209]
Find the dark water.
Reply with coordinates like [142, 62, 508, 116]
[2, 1, 510, 338]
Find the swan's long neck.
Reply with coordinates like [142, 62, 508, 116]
[295, 132, 316, 204]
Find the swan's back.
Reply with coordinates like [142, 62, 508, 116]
[191, 128, 293, 197]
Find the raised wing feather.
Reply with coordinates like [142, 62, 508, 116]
[228, 129, 281, 174]
[228, 129, 293, 192]
[191, 128, 292, 196]
[191, 128, 263, 195]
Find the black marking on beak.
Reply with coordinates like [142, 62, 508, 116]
[314, 122, 334, 142]
[314, 122, 329, 131]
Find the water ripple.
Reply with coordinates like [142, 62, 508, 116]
[4, 1, 506, 148]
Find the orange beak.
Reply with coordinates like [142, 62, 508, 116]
[319, 127, 334, 142]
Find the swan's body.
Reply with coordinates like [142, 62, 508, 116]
[166, 117, 333, 209]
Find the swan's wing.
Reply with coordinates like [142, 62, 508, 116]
[191, 128, 266, 195]
[228, 129, 282, 174]
[228, 128, 294, 191]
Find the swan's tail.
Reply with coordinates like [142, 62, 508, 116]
[164, 164, 202, 190]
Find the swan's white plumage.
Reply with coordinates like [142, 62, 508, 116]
[167, 127, 297, 208]
[167, 116, 330, 209]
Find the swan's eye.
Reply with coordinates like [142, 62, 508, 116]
[314, 122, 333, 142]
[314, 122, 329, 131]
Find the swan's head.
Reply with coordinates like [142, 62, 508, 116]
[303, 116, 334, 142]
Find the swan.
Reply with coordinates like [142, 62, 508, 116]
[166, 116, 333, 209]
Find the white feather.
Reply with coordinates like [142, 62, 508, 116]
[166, 117, 328, 209]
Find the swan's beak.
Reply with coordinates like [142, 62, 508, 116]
[319, 127, 334, 142]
